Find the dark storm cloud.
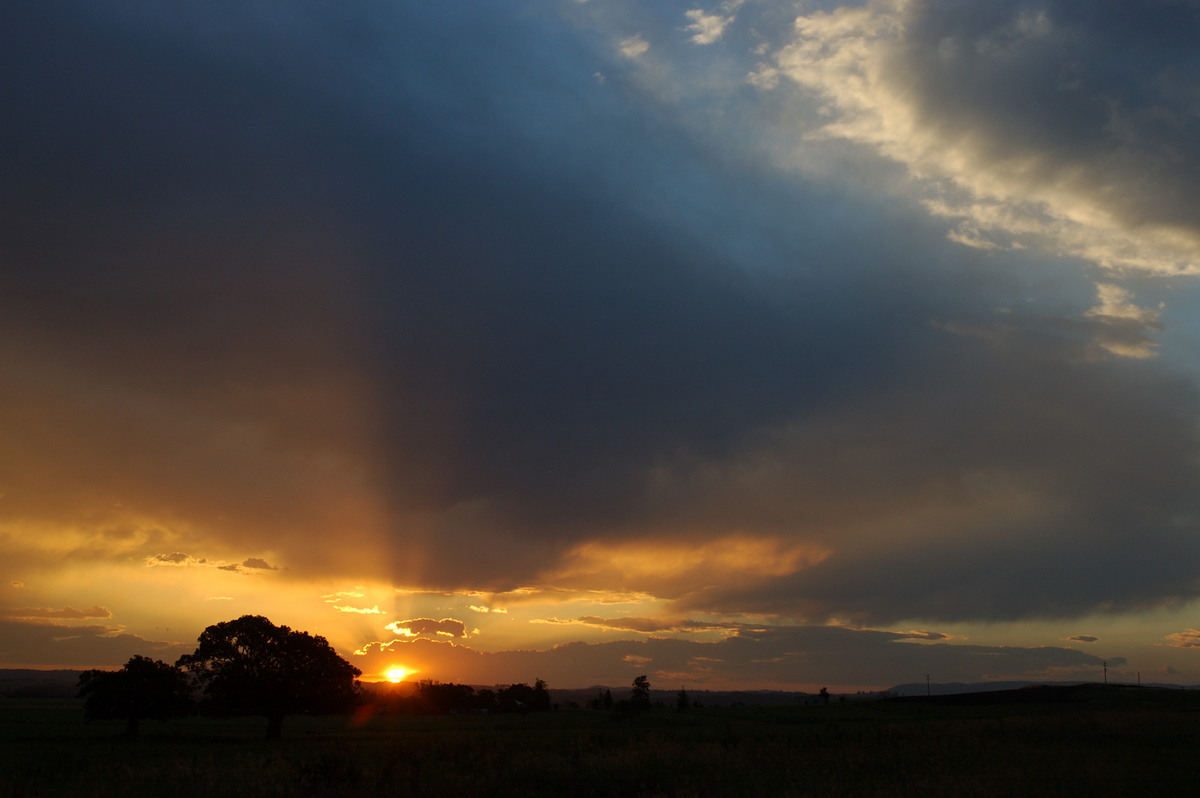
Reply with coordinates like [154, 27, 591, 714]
[0, 620, 188, 669]
[658, 320, 1200, 623]
[895, 0, 1200, 231]
[4, 1, 1200, 633]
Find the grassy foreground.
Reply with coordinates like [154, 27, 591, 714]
[1, 685, 1196, 797]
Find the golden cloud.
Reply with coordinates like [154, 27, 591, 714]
[1163, 629, 1200, 648]
[4, 605, 112, 620]
[547, 535, 832, 594]
[385, 617, 468, 639]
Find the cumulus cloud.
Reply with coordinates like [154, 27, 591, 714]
[1084, 284, 1163, 359]
[753, 0, 1200, 276]
[619, 35, 649, 59]
[1164, 629, 1200, 648]
[385, 618, 469, 639]
[684, 10, 735, 45]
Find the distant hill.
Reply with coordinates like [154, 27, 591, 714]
[0, 669, 82, 698]
[888, 680, 1048, 697]
[548, 686, 852, 708]
[888, 680, 1200, 698]
[883, 682, 1200, 708]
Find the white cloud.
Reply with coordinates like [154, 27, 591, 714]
[619, 35, 649, 59]
[1084, 283, 1162, 359]
[684, 9, 734, 45]
[1086, 284, 1161, 325]
[754, 0, 1200, 276]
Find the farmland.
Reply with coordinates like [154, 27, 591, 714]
[2, 684, 1196, 797]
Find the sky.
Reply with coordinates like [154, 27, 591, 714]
[3, 0, 1200, 693]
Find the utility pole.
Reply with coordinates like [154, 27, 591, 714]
[1103, 661, 1107, 685]
[926, 674, 930, 697]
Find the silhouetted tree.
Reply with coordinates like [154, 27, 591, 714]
[676, 687, 690, 712]
[631, 675, 651, 711]
[77, 655, 193, 737]
[819, 686, 830, 705]
[176, 615, 360, 738]
[497, 679, 551, 714]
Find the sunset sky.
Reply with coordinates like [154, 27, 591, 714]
[4, 1, 1200, 693]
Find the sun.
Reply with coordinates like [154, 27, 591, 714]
[383, 666, 412, 684]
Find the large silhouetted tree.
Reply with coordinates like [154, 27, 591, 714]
[77, 655, 193, 737]
[176, 615, 360, 739]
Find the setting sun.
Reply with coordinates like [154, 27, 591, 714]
[384, 666, 412, 684]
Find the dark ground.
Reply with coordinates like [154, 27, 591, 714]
[2, 683, 1196, 797]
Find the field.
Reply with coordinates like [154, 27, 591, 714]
[2, 685, 1196, 797]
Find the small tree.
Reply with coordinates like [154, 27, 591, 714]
[676, 687, 690, 712]
[631, 675, 651, 711]
[176, 615, 360, 738]
[77, 655, 193, 737]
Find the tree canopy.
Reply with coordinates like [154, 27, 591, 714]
[176, 615, 360, 738]
[77, 655, 193, 737]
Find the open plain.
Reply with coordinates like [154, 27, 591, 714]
[1, 684, 1195, 797]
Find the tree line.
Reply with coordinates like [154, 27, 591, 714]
[77, 615, 663, 738]
[389, 678, 552, 715]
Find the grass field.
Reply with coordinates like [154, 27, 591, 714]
[2, 684, 1196, 797]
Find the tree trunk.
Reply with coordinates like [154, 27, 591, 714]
[266, 714, 284, 739]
